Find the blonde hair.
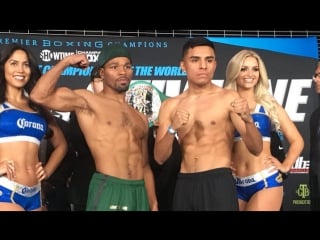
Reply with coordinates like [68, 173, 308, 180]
[224, 49, 280, 130]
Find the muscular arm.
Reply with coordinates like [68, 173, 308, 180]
[144, 164, 158, 211]
[142, 121, 158, 210]
[30, 54, 89, 112]
[238, 117, 263, 156]
[231, 96, 263, 156]
[154, 100, 176, 164]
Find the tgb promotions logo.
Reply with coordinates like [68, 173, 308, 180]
[292, 184, 310, 205]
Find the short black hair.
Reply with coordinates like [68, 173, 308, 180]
[181, 37, 216, 60]
[90, 66, 101, 81]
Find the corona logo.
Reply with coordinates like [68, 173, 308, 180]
[17, 118, 44, 131]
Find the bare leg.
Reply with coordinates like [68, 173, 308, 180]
[0, 202, 25, 211]
[238, 199, 247, 211]
[245, 186, 283, 211]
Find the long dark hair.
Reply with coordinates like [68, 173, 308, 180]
[0, 43, 55, 138]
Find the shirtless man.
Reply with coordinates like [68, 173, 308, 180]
[154, 37, 263, 211]
[30, 44, 157, 211]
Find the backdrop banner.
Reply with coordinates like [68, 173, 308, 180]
[0, 33, 317, 210]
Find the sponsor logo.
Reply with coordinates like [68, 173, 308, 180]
[17, 118, 44, 132]
[40, 39, 169, 49]
[40, 50, 99, 63]
[292, 184, 310, 205]
[40, 49, 75, 62]
[290, 157, 309, 174]
[109, 205, 128, 211]
[38, 65, 93, 77]
[235, 177, 256, 185]
[21, 186, 38, 195]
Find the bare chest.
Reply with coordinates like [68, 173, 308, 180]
[96, 103, 146, 135]
[191, 95, 228, 122]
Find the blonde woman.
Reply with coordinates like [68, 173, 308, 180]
[224, 49, 304, 211]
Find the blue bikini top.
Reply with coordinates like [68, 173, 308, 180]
[234, 104, 271, 142]
[0, 102, 47, 145]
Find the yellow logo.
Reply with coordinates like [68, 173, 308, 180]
[296, 184, 310, 199]
[276, 173, 283, 183]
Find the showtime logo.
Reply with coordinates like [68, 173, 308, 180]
[290, 157, 309, 174]
[40, 49, 75, 62]
[40, 49, 99, 63]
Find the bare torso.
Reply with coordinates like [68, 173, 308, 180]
[0, 142, 39, 186]
[172, 88, 236, 173]
[75, 90, 148, 180]
[0, 103, 42, 186]
[231, 104, 272, 177]
[232, 140, 271, 177]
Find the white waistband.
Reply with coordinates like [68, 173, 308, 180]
[234, 167, 278, 187]
[0, 136, 40, 145]
[0, 176, 40, 197]
[234, 136, 270, 142]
